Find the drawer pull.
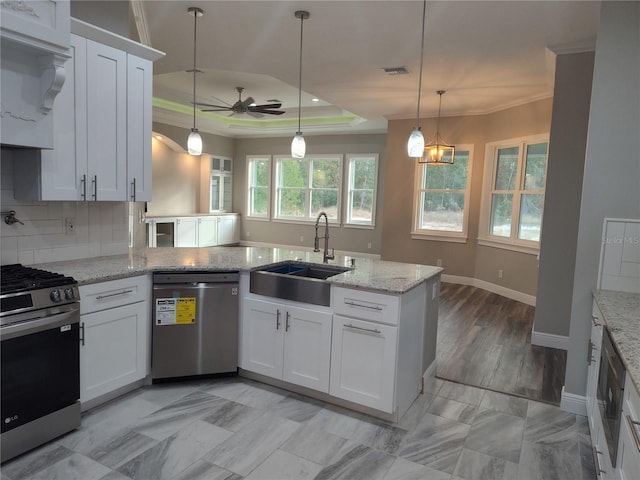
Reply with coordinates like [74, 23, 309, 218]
[345, 323, 381, 334]
[627, 415, 640, 453]
[344, 300, 383, 311]
[592, 315, 601, 327]
[95, 289, 134, 300]
[276, 309, 281, 331]
[592, 446, 605, 474]
[285, 311, 290, 332]
[79, 322, 85, 346]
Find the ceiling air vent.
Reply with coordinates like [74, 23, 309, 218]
[382, 66, 409, 75]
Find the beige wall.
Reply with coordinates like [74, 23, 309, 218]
[382, 98, 553, 296]
[234, 134, 387, 254]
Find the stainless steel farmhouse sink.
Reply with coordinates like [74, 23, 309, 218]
[250, 261, 351, 306]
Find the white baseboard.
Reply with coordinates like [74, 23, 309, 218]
[442, 274, 537, 306]
[530, 327, 569, 351]
[559, 386, 587, 415]
[423, 359, 437, 380]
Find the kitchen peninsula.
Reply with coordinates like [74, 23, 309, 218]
[35, 246, 442, 421]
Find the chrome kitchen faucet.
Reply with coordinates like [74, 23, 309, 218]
[314, 211, 334, 263]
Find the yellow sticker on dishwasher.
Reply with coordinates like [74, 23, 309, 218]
[155, 298, 196, 325]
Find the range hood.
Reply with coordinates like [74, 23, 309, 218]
[1, 0, 71, 149]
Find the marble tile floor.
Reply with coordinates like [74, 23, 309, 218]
[1, 376, 597, 480]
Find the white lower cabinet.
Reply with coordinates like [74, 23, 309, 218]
[175, 217, 198, 247]
[329, 315, 397, 412]
[79, 276, 149, 409]
[242, 297, 332, 392]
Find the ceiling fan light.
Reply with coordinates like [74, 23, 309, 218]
[291, 132, 306, 158]
[407, 127, 425, 157]
[188, 128, 202, 155]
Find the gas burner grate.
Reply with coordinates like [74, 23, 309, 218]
[1, 264, 76, 295]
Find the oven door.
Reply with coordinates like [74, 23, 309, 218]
[597, 327, 625, 467]
[1, 306, 80, 434]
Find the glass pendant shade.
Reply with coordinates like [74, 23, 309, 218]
[291, 132, 306, 158]
[421, 142, 455, 164]
[188, 128, 202, 155]
[407, 127, 425, 157]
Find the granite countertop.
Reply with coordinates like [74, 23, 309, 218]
[593, 289, 640, 393]
[33, 246, 443, 294]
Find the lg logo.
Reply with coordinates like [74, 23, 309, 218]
[4, 415, 18, 424]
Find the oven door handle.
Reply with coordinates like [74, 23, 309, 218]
[0, 306, 79, 341]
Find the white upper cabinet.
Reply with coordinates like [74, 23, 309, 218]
[12, 19, 163, 202]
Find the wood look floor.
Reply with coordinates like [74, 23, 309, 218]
[436, 283, 567, 405]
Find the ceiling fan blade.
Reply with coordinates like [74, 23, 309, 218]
[255, 109, 285, 115]
[248, 111, 264, 118]
[250, 103, 282, 109]
[201, 107, 233, 112]
[242, 96, 255, 107]
[195, 102, 230, 109]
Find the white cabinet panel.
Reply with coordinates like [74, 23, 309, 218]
[619, 377, 640, 480]
[242, 296, 332, 393]
[126, 55, 153, 202]
[217, 215, 237, 245]
[329, 315, 397, 413]
[197, 217, 218, 247]
[175, 217, 198, 247]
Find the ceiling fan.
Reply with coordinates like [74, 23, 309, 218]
[196, 86, 285, 117]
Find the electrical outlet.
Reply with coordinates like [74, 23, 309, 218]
[367, 242, 372, 249]
[436, 258, 442, 267]
[65, 217, 75, 235]
[498, 269, 503, 279]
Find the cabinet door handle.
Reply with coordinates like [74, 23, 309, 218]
[345, 323, 381, 334]
[81, 174, 87, 201]
[95, 289, 133, 300]
[130, 178, 136, 202]
[79, 322, 85, 346]
[592, 315, 601, 327]
[91, 175, 97, 201]
[627, 415, 640, 453]
[344, 300, 383, 311]
[592, 446, 605, 475]
[285, 311, 290, 332]
[276, 309, 281, 330]
[587, 340, 593, 365]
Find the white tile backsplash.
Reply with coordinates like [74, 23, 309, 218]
[599, 218, 640, 293]
[1, 150, 129, 265]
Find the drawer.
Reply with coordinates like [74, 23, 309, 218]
[80, 275, 149, 314]
[331, 286, 399, 326]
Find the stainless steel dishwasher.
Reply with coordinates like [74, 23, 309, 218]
[152, 272, 239, 380]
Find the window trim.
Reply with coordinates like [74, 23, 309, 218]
[246, 155, 272, 219]
[478, 134, 549, 254]
[411, 144, 474, 243]
[344, 153, 379, 228]
[273, 154, 343, 224]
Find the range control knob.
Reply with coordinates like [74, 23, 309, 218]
[50, 289, 62, 303]
[63, 288, 75, 301]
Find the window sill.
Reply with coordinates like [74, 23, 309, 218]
[411, 232, 467, 243]
[477, 237, 539, 255]
[344, 223, 375, 230]
[245, 216, 271, 222]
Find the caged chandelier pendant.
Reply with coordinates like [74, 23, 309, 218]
[187, 6, 203, 156]
[421, 90, 455, 165]
[407, 0, 427, 158]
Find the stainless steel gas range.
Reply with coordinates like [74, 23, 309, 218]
[0, 264, 81, 463]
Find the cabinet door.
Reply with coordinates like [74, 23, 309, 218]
[282, 305, 332, 392]
[197, 217, 218, 247]
[175, 218, 198, 247]
[86, 39, 127, 201]
[242, 297, 284, 378]
[80, 301, 148, 406]
[330, 315, 398, 413]
[217, 215, 237, 245]
[126, 54, 153, 202]
[38, 34, 86, 200]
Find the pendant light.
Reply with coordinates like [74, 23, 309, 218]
[292, 10, 310, 159]
[407, 0, 427, 158]
[421, 90, 455, 164]
[187, 6, 203, 156]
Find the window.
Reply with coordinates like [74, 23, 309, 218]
[247, 156, 271, 219]
[274, 155, 342, 222]
[345, 154, 378, 226]
[210, 156, 232, 212]
[480, 136, 548, 252]
[412, 147, 472, 242]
